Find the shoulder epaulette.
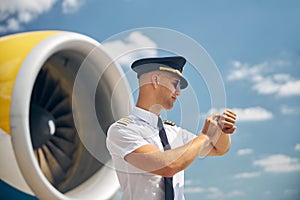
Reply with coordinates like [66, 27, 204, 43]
[164, 120, 175, 126]
[117, 118, 132, 126]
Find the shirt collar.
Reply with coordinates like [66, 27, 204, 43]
[132, 106, 159, 128]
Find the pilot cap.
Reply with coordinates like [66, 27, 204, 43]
[131, 56, 188, 89]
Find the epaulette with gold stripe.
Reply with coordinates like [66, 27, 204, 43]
[117, 118, 132, 126]
[164, 120, 175, 126]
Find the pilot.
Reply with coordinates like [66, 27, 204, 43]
[106, 56, 237, 200]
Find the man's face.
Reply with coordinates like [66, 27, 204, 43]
[156, 72, 181, 110]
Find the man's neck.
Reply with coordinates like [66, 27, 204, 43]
[136, 101, 163, 116]
[136, 86, 164, 116]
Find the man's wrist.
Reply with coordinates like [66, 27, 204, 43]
[197, 134, 213, 156]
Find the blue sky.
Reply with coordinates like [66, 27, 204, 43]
[1, 0, 300, 199]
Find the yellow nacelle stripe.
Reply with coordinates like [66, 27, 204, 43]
[0, 31, 60, 134]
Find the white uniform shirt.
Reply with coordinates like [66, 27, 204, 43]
[106, 107, 196, 200]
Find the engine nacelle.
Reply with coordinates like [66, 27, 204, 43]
[0, 31, 132, 199]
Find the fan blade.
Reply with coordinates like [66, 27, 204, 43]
[50, 136, 76, 157]
[32, 68, 47, 104]
[54, 118, 74, 128]
[39, 69, 54, 106]
[55, 112, 73, 124]
[42, 144, 66, 185]
[44, 79, 62, 110]
[38, 147, 54, 184]
[46, 141, 73, 171]
[51, 98, 71, 118]
[34, 149, 39, 165]
[55, 127, 76, 142]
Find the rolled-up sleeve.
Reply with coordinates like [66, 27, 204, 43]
[180, 127, 197, 144]
[106, 124, 149, 159]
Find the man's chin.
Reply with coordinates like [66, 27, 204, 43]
[164, 103, 174, 110]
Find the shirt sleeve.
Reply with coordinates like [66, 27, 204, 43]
[179, 127, 197, 144]
[106, 123, 150, 159]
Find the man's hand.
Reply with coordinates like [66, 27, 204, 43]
[202, 109, 237, 136]
[200, 109, 237, 155]
[217, 109, 237, 134]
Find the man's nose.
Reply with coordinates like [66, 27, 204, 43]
[175, 88, 181, 96]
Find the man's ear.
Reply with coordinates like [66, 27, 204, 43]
[151, 74, 159, 89]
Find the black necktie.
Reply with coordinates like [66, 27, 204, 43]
[157, 117, 174, 200]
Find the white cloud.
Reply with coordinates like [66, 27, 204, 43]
[234, 172, 261, 179]
[226, 190, 245, 198]
[103, 31, 158, 67]
[252, 74, 300, 97]
[185, 186, 244, 199]
[295, 144, 300, 151]
[253, 154, 300, 173]
[227, 59, 300, 98]
[0, 0, 84, 33]
[201, 107, 273, 122]
[62, 0, 84, 13]
[280, 105, 300, 115]
[237, 148, 253, 156]
[1, 18, 20, 32]
[227, 60, 266, 82]
[232, 107, 273, 121]
[185, 186, 205, 193]
[206, 187, 244, 199]
[206, 187, 223, 199]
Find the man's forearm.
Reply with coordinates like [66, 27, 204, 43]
[208, 133, 231, 156]
[125, 134, 211, 177]
[156, 134, 211, 177]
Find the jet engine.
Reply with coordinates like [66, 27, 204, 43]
[0, 31, 132, 199]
